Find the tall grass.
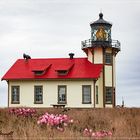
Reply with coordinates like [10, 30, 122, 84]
[0, 108, 140, 139]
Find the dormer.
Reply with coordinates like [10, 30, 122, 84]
[55, 64, 74, 76]
[32, 64, 51, 76]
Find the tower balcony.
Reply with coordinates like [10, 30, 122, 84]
[81, 39, 121, 52]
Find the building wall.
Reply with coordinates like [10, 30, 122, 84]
[87, 49, 93, 63]
[105, 66, 112, 87]
[95, 72, 103, 108]
[8, 80, 97, 108]
[113, 55, 116, 87]
[105, 104, 113, 108]
[94, 47, 103, 64]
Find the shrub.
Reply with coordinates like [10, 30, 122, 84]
[37, 112, 73, 131]
[83, 128, 112, 138]
[9, 108, 36, 117]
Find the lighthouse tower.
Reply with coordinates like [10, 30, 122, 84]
[81, 13, 120, 107]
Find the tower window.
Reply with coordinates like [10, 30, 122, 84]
[11, 86, 20, 104]
[82, 85, 91, 104]
[105, 53, 112, 64]
[105, 87, 112, 104]
[34, 86, 43, 104]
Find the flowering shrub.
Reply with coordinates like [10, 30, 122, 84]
[37, 112, 73, 131]
[83, 128, 112, 138]
[9, 108, 36, 117]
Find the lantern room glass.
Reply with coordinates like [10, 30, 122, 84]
[91, 25, 111, 42]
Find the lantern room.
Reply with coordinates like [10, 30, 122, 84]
[90, 12, 112, 42]
[81, 12, 120, 52]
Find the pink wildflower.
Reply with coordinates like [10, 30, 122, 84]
[91, 132, 96, 137]
[37, 112, 73, 132]
[9, 108, 36, 117]
[83, 128, 91, 137]
[83, 129, 113, 138]
[69, 119, 74, 123]
[57, 127, 64, 132]
[63, 123, 68, 127]
[108, 131, 112, 136]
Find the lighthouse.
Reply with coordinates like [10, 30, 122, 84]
[81, 13, 120, 107]
[2, 12, 120, 108]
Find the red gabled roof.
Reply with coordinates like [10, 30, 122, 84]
[2, 58, 103, 80]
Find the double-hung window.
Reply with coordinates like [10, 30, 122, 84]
[105, 53, 112, 64]
[105, 87, 112, 104]
[11, 86, 20, 104]
[34, 86, 43, 104]
[58, 86, 67, 104]
[82, 85, 91, 104]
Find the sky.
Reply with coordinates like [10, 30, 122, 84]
[0, 0, 140, 107]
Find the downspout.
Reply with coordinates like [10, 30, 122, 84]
[7, 80, 9, 107]
[103, 48, 105, 108]
[112, 50, 115, 107]
[93, 79, 97, 108]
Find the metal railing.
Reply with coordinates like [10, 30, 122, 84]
[81, 39, 121, 51]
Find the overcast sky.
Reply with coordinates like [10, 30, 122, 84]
[0, 0, 140, 107]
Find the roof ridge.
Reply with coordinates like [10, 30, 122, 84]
[18, 57, 87, 60]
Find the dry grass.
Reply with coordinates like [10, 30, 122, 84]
[0, 108, 140, 139]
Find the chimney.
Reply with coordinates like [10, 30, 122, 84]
[69, 53, 74, 59]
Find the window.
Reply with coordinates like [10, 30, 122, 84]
[105, 87, 112, 104]
[34, 71, 44, 76]
[57, 70, 68, 76]
[82, 85, 91, 104]
[96, 86, 99, 104]
[34, 86, 43, 104]
[58, 86, 67, 104]
[105, 53, 112, 64]
[11, 86, 20, 104]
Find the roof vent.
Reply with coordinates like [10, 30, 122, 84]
[69, 53, 74, 59]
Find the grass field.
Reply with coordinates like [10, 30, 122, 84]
[0, 108, 140, 139]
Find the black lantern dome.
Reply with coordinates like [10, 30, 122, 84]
[90, 12, 112, 42]
[81, 13, 120, 52]
[90, 12, 112, 27]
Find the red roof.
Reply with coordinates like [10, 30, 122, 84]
[2, 58, 103, 80]
[55, 63, 74, 71]
[32, 64, 51, 71]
